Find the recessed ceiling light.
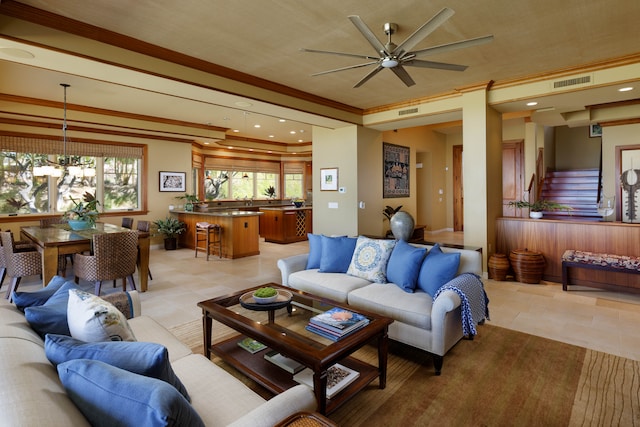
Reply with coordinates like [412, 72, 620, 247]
[249, 149, 254, 152]
[235, 101, 253, 107]
[526, 101, 538, 106]
[0, 47, 35, 59]
[228, 146, 233, 149]
[268, 151, 272, 153]
[204, 142, 210, 145]
[254, 124, 261, 128]
[269, 135, 275, 138]
[290, 131, 296, 134]
[298, 139, 303, 143]
[232, 129, 239, 133]
[619, 87, 633, 92]
[279, 119, 286, 122]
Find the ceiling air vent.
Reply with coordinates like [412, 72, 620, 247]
[398, 107, 419, 116]
[552, 75, 592, 90]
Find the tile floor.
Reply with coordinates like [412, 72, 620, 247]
[9, 231, 640, 362]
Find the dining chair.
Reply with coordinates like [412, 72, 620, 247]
[39, 217, 73, 275]
[121, 217, 134, 229]
[0, 231, 42, 301]
[136, 220, 153, 280]
[74, 231, 138, 296]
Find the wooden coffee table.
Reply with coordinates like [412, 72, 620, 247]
[198, 283, 393, 415]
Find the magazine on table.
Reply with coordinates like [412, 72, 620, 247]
[309, 307, 369, 334]
[237, 337, 267, 354]
[293, 363, 359, 399]
[306, 321, 368, 341]
[264, 350, 305, 374]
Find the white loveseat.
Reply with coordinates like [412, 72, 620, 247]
[278, 238, 484, 375]
[0, 288, 316, 426]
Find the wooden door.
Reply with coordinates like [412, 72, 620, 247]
[453, 145, 463, 231]
[502, 140, 524, 217]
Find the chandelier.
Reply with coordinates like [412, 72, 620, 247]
[33, 83, 95, 177]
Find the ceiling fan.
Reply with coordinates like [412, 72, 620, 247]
[301, 7, 493, 88]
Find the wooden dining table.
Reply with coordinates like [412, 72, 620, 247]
[20, 223, 151, 292]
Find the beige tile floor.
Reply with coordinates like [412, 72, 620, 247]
[10, 231, 640, 362]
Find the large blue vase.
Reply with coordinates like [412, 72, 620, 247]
[390, 211, 415, 241]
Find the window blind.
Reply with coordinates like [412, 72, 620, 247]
[0, 136, 143, 158]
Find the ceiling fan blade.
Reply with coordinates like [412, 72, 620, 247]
[395, 7, 455, 56]
[348, 15, 388, 55]
[408, 35, 494, 59]
[402, 59, 467, 71]
[391, 65, 416, 87]
[311, 61, 380, 76]
[300, 48, 379, 61]
[353, 65, 384, 88]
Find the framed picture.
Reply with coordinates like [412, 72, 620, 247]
[590, 123, 602, 137]
[383, 142, 410, 198]
[159, 171, 186, 192]
[320, 168, 338, 191]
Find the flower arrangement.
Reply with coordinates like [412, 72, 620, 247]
[64, 192, 100, 227]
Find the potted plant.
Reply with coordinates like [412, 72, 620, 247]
[64, 191, 100, 229]
[508, 199, 572, 219]
[153, 216, 186, 250]
[176, 194, 199, 212]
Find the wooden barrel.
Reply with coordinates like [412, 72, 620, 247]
[509, 249, 545, 284]
[488, 253, 510, 281]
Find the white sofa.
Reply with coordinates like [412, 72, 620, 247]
[0, 290, 316, 427]
[278, 242, 484, 375]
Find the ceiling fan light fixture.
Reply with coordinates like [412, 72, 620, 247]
[381, 58, 398, 68]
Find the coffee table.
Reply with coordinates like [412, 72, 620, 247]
[198, 283, 393, 415]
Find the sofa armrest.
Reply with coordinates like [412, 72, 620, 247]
[277, 254, 309, 286]
[430, 289, 462, 355]
[227, 385, 317, 427]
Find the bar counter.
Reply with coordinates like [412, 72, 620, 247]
[172, 210, 263, 258]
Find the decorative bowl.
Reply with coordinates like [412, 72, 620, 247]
[293, 201, 304, 208]
[68, 219, 91, 230]
[252, 294, 278, 304]
[252, 287, 279, 304]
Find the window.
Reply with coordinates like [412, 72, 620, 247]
[256, 172, 278, 199]
[232, 171, 253, 199]
[284, 173, 303, 199]
[0, 136, 144, 215]
[204, 170, 230, 200]
[204, 169, 279, 200]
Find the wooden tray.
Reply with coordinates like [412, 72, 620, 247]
[239, 289, 293, 311]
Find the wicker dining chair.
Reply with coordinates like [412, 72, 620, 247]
[136, 220, 153, 280]
[0, 231, 42, 301]
[74, 231, 138, 296]
[121, 217, 134, 229]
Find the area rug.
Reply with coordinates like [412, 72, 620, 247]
[169, 320, 640, 426]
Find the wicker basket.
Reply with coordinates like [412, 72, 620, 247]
[509, 249, 545, 284]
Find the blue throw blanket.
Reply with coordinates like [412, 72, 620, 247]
[433, 273, 489, 336]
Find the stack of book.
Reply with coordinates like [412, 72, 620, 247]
[306, 307, 369, 341]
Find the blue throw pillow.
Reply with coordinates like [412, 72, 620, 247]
[319, 236, 357, 273]
[57, 359, 204, 427]
[24, 281, 81, 338]
[386, 240, 427, 292]
[305, 233, 323, 269]
[45, 334, 190, 401]
[12, 275, 68, 311]
[417, 244, 461, 297]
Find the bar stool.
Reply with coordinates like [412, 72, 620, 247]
[195, 222, 222, 260]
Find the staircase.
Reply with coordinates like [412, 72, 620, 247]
[539, 169, 601, 220]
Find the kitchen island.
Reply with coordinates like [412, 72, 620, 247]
[173, 210, 263, 258]
[259, 206, 312, 244]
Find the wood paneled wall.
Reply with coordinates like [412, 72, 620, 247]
[496, 217, 640, 290]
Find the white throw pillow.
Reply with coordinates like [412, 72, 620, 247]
[67, 289, 136, 342]
[346, 236, 396, 283]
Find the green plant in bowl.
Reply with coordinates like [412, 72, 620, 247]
[253, 287, 278, 303]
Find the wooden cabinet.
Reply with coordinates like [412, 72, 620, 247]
[260, 208, 312, 243]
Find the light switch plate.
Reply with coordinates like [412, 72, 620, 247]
[328, 202, 338, 209]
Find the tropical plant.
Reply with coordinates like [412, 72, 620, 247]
[176, 193, 200, 203]
[383, 205, 403, 221]
[507, 199, 572, 213]
[153, 216, 186, 239]
[63, 191, 100, 226]
[263, 185, 277, 199]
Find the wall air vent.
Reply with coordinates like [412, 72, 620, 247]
[398, 107, 419, 116]
[552, 75, 592, 90]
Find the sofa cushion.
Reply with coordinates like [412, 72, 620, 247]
[45, 334, 190, 401]
[348, 283, 433, 330]
[57, 359, 205, 427]
[305, 233, 323, 269]
[386, 240, 427, 292]
[67, 289, 136, 342]
[289, 269, 371, 303]
[417, 244, 461, 297]
[346, 236, 396, 283]
[318, 236, 357, 273]
[128, 316, 193, 362]
[12, 275, 68, 311]
[24, 281, 82, 338]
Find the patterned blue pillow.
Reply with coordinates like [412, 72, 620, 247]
[417, 244, 461, 297]
[319, 236, 357, 273]
[45, 334, 190, 401]
[13, 275, 69, 311]
[386, 240, 427, 292]
[346, 236, 396, 283]
[57, 359, 205, 427]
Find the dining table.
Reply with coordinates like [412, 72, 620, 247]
[20, 223, 151, 292]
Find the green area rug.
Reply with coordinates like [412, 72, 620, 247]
[169, 320, 640, 426]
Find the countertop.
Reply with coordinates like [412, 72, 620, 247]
[259, 206, 312, 211]
[171, 209, 263, 217]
